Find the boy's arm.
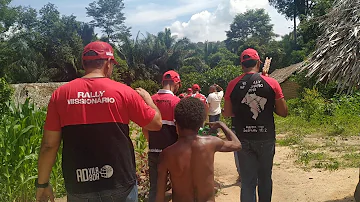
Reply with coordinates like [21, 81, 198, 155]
[156, 152, 168, 202]
[208, 122, 241, 152]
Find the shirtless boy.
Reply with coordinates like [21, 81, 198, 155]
[155, 97, 241, 202]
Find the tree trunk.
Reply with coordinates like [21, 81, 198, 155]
[293, 0, 297, 47]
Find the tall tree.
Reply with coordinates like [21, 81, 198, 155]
[225, 9, 275, 53]
[268, 0, 317, 46]
[0, 0, 18, 35]
[86, 0, 130, 42]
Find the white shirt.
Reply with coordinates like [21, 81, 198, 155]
[207, 91, 223, 116]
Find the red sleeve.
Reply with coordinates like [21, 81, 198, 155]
[128, 90, 156, 127]
[44, 92, 61, 131]
[225, 75, 244, 101]
[262, 76, 284, 100]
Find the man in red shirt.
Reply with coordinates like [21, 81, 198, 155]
[143, 70, 181, 202]
[223, 48, 288, 202]
[35, 41, 162, 202]
[186, 88, 193, 97]
[191, 84, 207, 104]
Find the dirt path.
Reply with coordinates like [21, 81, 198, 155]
[214, 146, 359, 202]
[56, 146, 358, 202]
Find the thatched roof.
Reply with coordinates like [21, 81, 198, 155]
[301, 0, 360, 93]
[270, 62, 304, 84]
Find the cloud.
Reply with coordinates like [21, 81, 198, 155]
[168, 0, 293, 42]
[125, 0, 220, 25]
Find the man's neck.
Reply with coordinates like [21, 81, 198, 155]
[178, 129, 198, 139]
[162, 85, 174, 93]
[243, 68, 258, 74]
[83, 70, 106, 78]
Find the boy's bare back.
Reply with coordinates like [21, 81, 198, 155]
[160, 135, 219, 202]
[155, 98, 240, 202]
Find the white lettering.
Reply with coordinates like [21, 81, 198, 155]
[78, 92, 84, 98]
[76, 169, 82, 182]
[75, 166, 110, 183]
[82, 169, 89, 182]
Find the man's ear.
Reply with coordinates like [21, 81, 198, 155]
[104, 58, 113, 77]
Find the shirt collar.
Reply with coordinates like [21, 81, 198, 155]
[157, 89, 174, 96]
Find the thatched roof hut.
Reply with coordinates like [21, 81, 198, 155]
[302, 0, 360, 93]
[271, 62, 304, 84]
[270, 62, 303, 99]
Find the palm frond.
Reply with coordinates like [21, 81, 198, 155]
[301, 0, 360, 93]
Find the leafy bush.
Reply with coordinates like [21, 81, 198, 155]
[131, 79, 160, 95]
[276, 88, 360, 137]
[179, 65, 242, 94]
[130, 125, 150, 201]
[0, 77, 13, 114]
[0, 99, 64, 202]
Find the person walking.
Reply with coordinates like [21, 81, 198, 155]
[207, 84, 223, 122]
[35, 41, 162, 202]
[223, 48, 288, 202]
[143, 70, 181, 202]
[191, 84, 207, 105]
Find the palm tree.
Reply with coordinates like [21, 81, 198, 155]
[302, 0, 360, 93]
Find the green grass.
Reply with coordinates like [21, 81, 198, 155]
[277, 134, 303, 146]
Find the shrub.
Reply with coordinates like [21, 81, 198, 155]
[131, 79, 160, 95]
[0, 77, 13, 114]
[179, 65, 242, 94]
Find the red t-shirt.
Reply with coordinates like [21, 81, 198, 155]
[192, 92, 207, 104]
[149, 89, 180, 152]
[44, 78, 156, 194]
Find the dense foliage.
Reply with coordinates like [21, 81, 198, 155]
[276, 88, 360, 137]
[0, 0, 335, 89]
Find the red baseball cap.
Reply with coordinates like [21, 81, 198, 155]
[83, 41, 118, 64]
[187, 88, 192, 92]
[240, 48, 261, 63]
[162, 70, 181, 84]
[192, 84, 200, 91]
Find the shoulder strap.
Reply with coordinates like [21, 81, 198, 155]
[239, 73, 260, 101]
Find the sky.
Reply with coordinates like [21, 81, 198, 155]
[11, 0, 294, 42]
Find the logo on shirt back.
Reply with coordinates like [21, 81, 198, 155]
[76, 165, 114, 182]
[240, 79, 267, 120]
[67, 91, 116, 105]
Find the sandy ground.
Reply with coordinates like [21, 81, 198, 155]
[214, 146, 359, 202]
[56, 146, 358, 202]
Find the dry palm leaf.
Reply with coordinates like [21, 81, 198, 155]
[301, 0, 360, 93]
[263, 57, 272, 74]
